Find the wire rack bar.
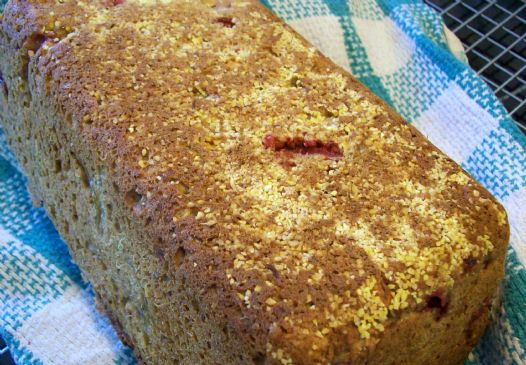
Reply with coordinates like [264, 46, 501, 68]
[464, 3, 525, 52]
[459, 1, 524, 39]
[424, 0, 526, 134]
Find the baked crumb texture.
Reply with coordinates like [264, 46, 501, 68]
[0, 1, 509, 364]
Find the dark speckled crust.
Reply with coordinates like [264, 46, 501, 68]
[0, 1, 509, 364]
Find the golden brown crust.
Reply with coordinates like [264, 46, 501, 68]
[0, 1, 509, 364]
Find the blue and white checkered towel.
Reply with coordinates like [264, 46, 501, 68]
[1, 1, 525, 364]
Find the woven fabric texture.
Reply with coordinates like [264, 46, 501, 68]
[0, 0, 525, 364]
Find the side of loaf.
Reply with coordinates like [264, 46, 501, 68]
[0, 1, 509, 364]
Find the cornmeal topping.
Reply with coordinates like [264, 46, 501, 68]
[20, 0, 508, 362]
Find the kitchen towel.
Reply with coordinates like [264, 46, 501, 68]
[0, 0, 525, 364]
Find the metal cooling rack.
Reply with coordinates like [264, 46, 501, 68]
[0, 336, 14, 365]
[423, 0, 526, 134]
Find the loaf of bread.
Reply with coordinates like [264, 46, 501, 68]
[0, 1, 510, 364]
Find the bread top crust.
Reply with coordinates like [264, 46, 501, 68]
[2, 0, 509, 363]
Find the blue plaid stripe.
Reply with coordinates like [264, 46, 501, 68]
[261, 0, 332, 20]
[0, 241, 70, 334]
[381, 48, 450, 122]
[389, 3, 450, 50]
[347, 0, 385, 20]
[0, 156, 83, 282]
[455, 69, 511, 124]
[502, 251, 526, 360]
[464, 127, 526, 199]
